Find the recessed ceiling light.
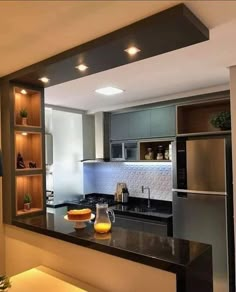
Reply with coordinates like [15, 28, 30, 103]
[20, 89, 27, 95]
[124, 46, 141, 55]
[22, 132, 28, 136]
[76, 64, 88, 71]
[38, 77, 50, 83]
[95, 87, 124, 96]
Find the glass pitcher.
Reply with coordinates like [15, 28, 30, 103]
[94, 203, 115, 233]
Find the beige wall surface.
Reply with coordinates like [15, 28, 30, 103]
[0, 99, 5, 274]
[0, 178, 5, 274]
[230, 66, 236, 273]
[5, 225, 176, 292]
[9, 266, 103, 292]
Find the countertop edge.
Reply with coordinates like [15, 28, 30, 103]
[12, 219, 187, 274]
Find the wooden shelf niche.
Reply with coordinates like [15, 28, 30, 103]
[177, 99, 230, 135]
[139, 140, 172, 161]
[15, 132, 42, 171]
[14, 87, 41, 128]
[16, 175, 43, 216]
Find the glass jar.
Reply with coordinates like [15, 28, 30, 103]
[156, 145, 164, 160]
[145, 148, 153, 160]
[164, 149, 169, 160]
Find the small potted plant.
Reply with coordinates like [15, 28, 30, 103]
[0, 275, 11, 291]
[210, 111, 231, 131]
[19, 108, 28, 125]
[23, 193, 31, 211]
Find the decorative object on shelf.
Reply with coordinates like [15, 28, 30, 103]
[164, 149, 169, 160]
[0, 275, 11, 291]
[19, 108, 28, 125]
[23, 193, 31, 211]
[169, 144, 172, 161]
[210, 111, 231, 130]
[145, 148, 153, 160]
[16, 152, 26, 169]
[156, 145, 164, 160]
[29, 161, 37, 168]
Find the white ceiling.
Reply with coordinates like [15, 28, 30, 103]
[1, 1, 236, 111]
[0, 1, 180, 76]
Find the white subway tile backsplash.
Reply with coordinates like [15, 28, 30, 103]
[83, 162, 172, 201]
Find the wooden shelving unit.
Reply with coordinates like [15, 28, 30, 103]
[15, 131, 42, 170]
[12, 85, 46, 218]
[16, 175, 43, 216]
[139, 140, 172, 162]
[14, 88, 41, 127]
[177, 98, 230, 135]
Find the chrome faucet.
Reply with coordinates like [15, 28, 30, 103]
[141, 186, 151, 209]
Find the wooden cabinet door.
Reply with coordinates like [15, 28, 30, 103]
[150, 106, 176, 138]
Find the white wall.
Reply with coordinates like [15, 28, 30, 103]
[229, 66, 236, 271]
[45, 108, 84, 203]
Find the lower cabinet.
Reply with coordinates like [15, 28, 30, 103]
[116, 215, 168, 237]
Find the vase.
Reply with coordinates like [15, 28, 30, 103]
[21, 117, 27, 126]
[220, 127, 230, 131]
[24, 203, 31, 211]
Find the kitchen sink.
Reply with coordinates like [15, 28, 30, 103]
[127, 206, 157, 213]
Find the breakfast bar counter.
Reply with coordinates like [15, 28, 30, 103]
[12, 207, 213, 292]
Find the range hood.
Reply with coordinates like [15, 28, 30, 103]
[81, 112, 110, 162]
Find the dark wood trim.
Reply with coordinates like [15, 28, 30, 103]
[225, 136, 235, 292]
[0, 4, 209, 88]
[1, 81, 46, 223]
[1, 80, 14, 223]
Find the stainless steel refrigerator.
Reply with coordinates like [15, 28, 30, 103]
[172, 136, 234, 292]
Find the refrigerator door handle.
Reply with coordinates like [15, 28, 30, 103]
[172, 188, 227, 196]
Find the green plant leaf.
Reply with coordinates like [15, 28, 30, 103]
[20, 108, 28, 118]
[210, 111, 231, 130]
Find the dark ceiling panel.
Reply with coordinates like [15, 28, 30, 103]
[2, 4, 209, 88]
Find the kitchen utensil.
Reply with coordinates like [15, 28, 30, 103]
[121, 187, 129, 203]
[115, 182, 127, 202]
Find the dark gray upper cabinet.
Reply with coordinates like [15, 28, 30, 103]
[110, 113, 129, 140]
[150, 105, 176, 138]
[128, 110, 150, 139]
[110, 105, 176, 141]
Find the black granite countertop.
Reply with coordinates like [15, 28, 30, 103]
[12, 207, 213, 292]
[111, 203, 172, 221]
[48, 193, 173, 223]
